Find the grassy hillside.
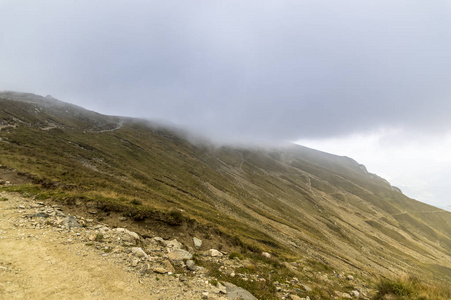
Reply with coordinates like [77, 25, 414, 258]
[2, 91, 451, 295]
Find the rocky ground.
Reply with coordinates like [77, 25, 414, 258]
[0, 191, 258, 300]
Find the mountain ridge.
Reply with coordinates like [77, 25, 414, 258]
[2, 91, 451, 298]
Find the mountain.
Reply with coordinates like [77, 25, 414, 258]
[2, 91, 451, 298]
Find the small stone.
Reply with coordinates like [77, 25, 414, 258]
[262, 252, 271, 258]
[119, 217, 127, 221]
[29, 212, 49, 219]
[351, 290, 360, 298]
[163, 260, 175, 273]
[289, 295, 302, 300]
[186, 260, 196, 271]
[207, 249, 223, 257]
[153, 267, 167, 274]
[131, 258, 139, 267]
[341, 292, 352, 299]
[347, 275, 354, 281]
[193, 237, 202, 248]
[301, 284, 312, 292]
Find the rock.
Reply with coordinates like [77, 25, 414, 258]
[62, 216, 81, 228]
[207, 249, 223, 257]
[335, 291, 352, 299]
[119, 216, 127, 221]
[262, 251, 271, 258]
[153, 237, 164, 243]
[153, 267, 167, 274]
[193, 237, 202, 248]
[350, 290, 360, 298]
[185, 260, 196, 271]
[113, 228, 140, 242]
[168, 249, 192, 261]
[131, 258, 139, 267]
[289, 295, 302, 300]
[131, 247, 148, 258]
[347, 275, 354, 281]
[29, 212, 49, 218]
[341, 292, 352, 299]
[163, 260, 175, 273]
[217, 282, 227, 294]
[301, 284, 312, 292]
[164, 239, 182, 250]
[223, 282, 257, 300]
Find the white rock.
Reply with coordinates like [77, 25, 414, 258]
[193, 237, 202, 248]
[208, 249, 223, 257]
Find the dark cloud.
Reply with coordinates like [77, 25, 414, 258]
[1, 0, 451, 143]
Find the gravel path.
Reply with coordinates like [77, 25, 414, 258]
[0, 192, 228, 300]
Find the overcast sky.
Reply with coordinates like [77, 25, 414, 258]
[1, 1, 451, 207]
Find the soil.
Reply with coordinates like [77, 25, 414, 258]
[0, 192, 226, 300]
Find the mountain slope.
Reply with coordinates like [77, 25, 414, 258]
[2, 91, 451, 287]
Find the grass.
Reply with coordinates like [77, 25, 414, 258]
[373, 275, 451, 300]
[2, 94, 451, 292]
[197, 252, 298, 300]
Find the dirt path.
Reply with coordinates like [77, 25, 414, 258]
[0, 192, 222, 300]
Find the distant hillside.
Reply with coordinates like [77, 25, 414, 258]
[2, 91, 451, 290]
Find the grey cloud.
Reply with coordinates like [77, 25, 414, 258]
[1, 0, 451, 143]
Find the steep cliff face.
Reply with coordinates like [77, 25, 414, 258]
[2, 91, 451, 284]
